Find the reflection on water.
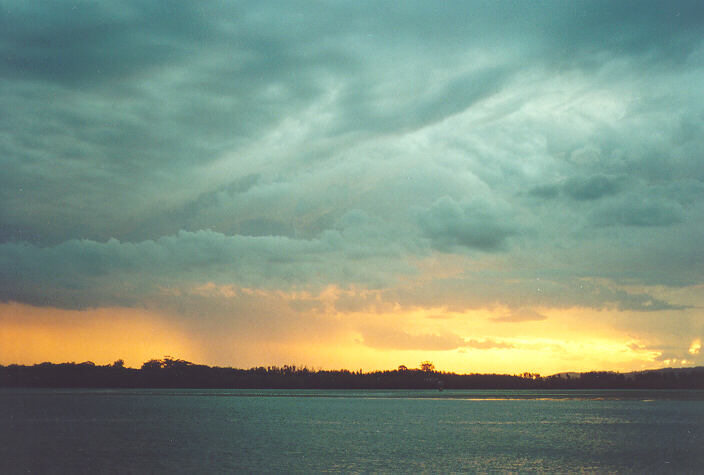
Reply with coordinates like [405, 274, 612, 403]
[1, 389, 703, 473]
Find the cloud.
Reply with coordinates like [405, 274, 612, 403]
[385, 274, 688, 315]
[526, 175, 624, 201]
[0, 2, 213, 86]
[654, 336, 704, 367]
[464, 339, 515, 350]
[0, 227, 413, 309]
[359, 327, 515, 352]
[418, 196, 517, 252]
[1, 0, 703, 371]
[588, 199, 685, 227]
[491, 308, 548, 323]
[527, 184, 561, 200]
[563, 175, 624, 201]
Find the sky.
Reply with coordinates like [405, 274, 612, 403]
[1, 0, 703, 374]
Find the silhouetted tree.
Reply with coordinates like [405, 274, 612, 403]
[420, 361, 435, 372]
[141, 359, 163, 370]
[2, 359, 703, 389]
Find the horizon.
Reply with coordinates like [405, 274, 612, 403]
[2, 1, 704, 374]
[3, 356, 703, 378]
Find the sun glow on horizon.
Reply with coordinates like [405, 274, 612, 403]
[0, 300, 676, 375]
[0, 302, 201, 368]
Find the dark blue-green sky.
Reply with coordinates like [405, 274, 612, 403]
[1, 1, 703, 371]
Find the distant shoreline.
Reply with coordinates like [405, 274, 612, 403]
[2, 358, 703, 390]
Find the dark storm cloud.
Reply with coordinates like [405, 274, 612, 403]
[527, 175, 625, 201]
[0, 227, 413, 309]
[418, 197, 517, 252]
[333, 66, 513, 136]
[563, 175, 624, 201]
[544, 0, 704, 68]
[1, 0, 703, 318]
[385, 274, 688, 315]
[0, 1, 352, 244]
[588, 199, 686, 227]
[0, 1, 213, 85]
[527, 185, 561, 200]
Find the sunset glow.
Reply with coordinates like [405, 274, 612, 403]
[1, 1, 703, 374]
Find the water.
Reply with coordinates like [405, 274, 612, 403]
[1, 389, 702, 473]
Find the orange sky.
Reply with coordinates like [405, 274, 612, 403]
[3, 298, 698, 374]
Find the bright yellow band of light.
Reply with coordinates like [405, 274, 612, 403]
[1, 301, 683, 374]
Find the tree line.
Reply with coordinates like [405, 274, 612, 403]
[1, 357, 703, 389]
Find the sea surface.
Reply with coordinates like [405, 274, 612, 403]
[1, 388, 702, 473]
